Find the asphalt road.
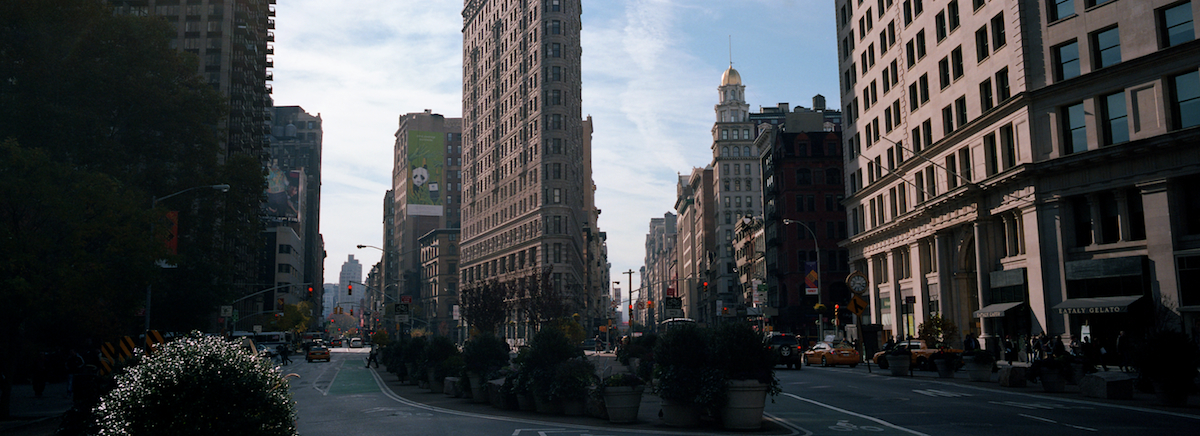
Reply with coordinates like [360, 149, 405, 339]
[290, 348, 1200, 436]
[769, 364, 1200, 436]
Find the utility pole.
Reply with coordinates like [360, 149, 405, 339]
[624, 269, 635, 330]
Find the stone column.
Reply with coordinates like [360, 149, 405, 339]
[1139, 179, 1179, 310]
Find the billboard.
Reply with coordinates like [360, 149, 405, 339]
[407, 130, 445, 216]
[264, 162, 304, 225]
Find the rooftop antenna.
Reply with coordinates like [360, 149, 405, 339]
[728, 35, 733, 67]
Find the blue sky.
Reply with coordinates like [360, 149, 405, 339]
[271, 0, 840, 308]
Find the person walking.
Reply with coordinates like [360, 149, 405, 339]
[1003, 336, 1016, 365]
[1116, 331, 1133, 372]
[1082, 336, 1107, 372]
[1051, 335, 1067, 357]
[366, 346, 379, 368]
[963, 332, 979, 352]
[278, 344, 292, 366]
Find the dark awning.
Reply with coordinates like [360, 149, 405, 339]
[1053, 296, 1143, 315]
[973, 302, 1023, 318]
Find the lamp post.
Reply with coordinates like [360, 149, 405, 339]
[145, 184, 229, 332]
[783, 219, 822, 340]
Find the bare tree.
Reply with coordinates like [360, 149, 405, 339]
[461, 278, 510, 334]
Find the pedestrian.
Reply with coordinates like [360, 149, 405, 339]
[65, 348, 84, 399]
[1082, 336, 1107, 372]
[1051, 335, 1067, 357]
[885, 336, 896, 351]
[1116, 331, 1133, 372]
[279, 344, 292, 365]
[366, 346, 379, 368]
[1003, 335, 1016, 365]
[963, 332, 979, 352]
[1032, 334, 1045, 360]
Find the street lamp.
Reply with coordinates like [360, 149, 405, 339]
[782, 218, 823, 339]
[145, 184, 230, 332]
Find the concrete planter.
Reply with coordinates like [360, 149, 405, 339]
[659, 397, 701, 427]
[965, 357, 992, 382]
[720, 379, 770, 430]
[886, 355, 911, 376]
[467, 372, 487, 403]
[933, 360, 955, 378]
[602, 385, 644, 423]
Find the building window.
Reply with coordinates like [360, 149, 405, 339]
[1101, 91, 1130, 145]
[1070, 195, 1092, 247]
[939, 57, 951, 88]
[1063, 102, 1088, 154]
[955, 96, 968, 128]
[943, 105, 954, 134]
[1161, 2, 1195, 48]
[996, 68, 1011, 100]
[980, 79, 994, 111]
[1092, 26, 1121, 69]
[797, 168, 812, 185]
[721, 129, 729, 140]
[1055, 41, 1080, 81]
[916, 30, 927, 59]
[948, 0, 961, 30]
[975, 26, 989, 62]
[1050, 0, 1075, 22]
[936, 11, 947, 41]
[1000, 124, 1017, 170]
[984, 133, 999, 176]
[992, 13, 1006, 50]
[1171, 70, 1200, 130]
[951, 46, 964, 79]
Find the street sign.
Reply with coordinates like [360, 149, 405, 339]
[398, 315, 410, 323]
[849, 295, 868, 315]
[220, 305, 233, 317]
[396, 303, 410, 315]
[400, 295, 413, 304]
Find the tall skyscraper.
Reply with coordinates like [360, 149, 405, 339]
[338, 255, 362, 312]
[709, 66, 762, 321]
[837, 0, 1200, 349]
[267, 106, 324, 318]
[460, 0, 592, 340]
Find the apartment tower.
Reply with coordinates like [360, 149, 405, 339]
[460, 0, 589, 341]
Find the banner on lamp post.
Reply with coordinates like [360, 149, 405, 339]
[805, 261, 819, 295]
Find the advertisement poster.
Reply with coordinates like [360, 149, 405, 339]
[264, 161, 304, 224]
[407, 130, 445, 216]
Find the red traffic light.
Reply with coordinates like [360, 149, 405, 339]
[308, 286, 313, 294]
[347, 284, 353, 295]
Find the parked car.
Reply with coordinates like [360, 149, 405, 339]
[349, 338, 363, 348]
[804, 341, 860, 367]
[307, 346, 330, 362]
[766, 333, 803, 369]
[256, 344, 276, 359]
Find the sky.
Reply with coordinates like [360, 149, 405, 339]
[270, 0, 840, 310]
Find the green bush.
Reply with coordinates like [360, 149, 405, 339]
[525, 328, 582, 400]
[422, 336, 460, 381]
[651, 323, 713, 405]
[462, 332, 510, 379]
[549, 358, 596, 402]
[402, 336, 427, 376]
[94, 334, 296, 436]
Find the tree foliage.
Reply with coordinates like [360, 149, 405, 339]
[917, 314, 959, 348]
[0, 0, 265, 347]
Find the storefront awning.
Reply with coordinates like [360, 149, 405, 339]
[974, 302, 1024, 318]
[1053, 296, 1143, 315]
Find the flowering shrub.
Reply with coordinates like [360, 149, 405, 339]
[95, 334, 296, 436]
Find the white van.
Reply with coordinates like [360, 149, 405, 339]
[349, 338, 363, 348]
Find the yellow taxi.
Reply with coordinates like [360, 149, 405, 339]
[306, 346, 330, 363]
[803, 341, 860, 367]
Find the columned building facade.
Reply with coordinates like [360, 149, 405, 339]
[837, 0, 1200, 352]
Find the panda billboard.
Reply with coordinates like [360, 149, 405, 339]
[407, 130, 445, 216]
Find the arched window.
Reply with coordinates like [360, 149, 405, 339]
[797, 169, 812, 184]
[735, 179, 742, 191]
[733, 147, 741, 157]
[725, 211, 732, 224]
[722, 146, 730, 156]
[744, 146, 751, 157]
[745, 178, 753, 190]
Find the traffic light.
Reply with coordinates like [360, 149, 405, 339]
[350, 309, 354, 316]
[277, 297, 285, 308]
[308, 286, 313, 295]
[834, 304, 841, 325]
[347, 284, 353, 295]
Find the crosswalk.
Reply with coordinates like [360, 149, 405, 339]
[912, 389, 972, 398]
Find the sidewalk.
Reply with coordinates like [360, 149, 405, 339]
[857, 360, 1200, 416]
[0, 381, 73, 436]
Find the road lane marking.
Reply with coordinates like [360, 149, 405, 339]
[781, 392, 930, 436]
[1019, 414, 1056, 423]
[911, 389, 971, 397]
[909, 377, 1200, 420]
[1064, 424, 1098, 432]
